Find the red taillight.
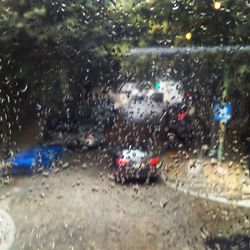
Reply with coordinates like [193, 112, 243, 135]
[149, 157, 159, 166]
[116, 159, 129, 166]
[185, 92, 191, 97]
[177, 112, 186, 120]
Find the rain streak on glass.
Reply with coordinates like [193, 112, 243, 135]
[0, 0, 250, 249]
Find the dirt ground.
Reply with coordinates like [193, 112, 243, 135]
[1, 149, 250, 250]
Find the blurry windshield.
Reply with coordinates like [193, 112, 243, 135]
[0, 1, 250, 250]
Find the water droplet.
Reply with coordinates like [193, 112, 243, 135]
[20, 85, 28, 93]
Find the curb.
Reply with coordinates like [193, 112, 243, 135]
[162, 176, 250, 208]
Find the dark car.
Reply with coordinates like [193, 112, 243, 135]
[111, 146, 163, 182]
[118, 90, 193, 145]
[150, 92, 164, 103]
[46, 123, 105, 150]
[76, 125, 105, 149]
[43, 97, 116, 138]
[166, 103, 193, 143]
[87, 98, 117, 129]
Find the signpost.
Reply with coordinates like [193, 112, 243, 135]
[215, 103, 232, 123]
[214, 103, 232, 163]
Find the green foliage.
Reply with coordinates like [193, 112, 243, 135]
[128, 0, 249, 46]
[115, 0, 250, 100]
[0, 0, 249, 144]
[0, 0, 119, 109]
[0, 0, 123, 147]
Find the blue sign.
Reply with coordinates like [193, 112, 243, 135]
[215, 103, 232, 123]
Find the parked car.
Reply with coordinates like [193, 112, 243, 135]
[119, 82, 139, 98]
[118, 79, 194, 145]
[167, 103, 193, 143]
[42, 97, 116, 149]
[110, 145, 163, 181]
[43, 97, 116, 140]
[154, 80, 184, 104]
[46, 123, 105, 150]
[88, 98, 117, 128]
[150, 92, 164, 104]
[119, 93, 167, 124]
[154, 80, 194, 135]
[77, 125, 105, 149]
[6, 145, 63, 176]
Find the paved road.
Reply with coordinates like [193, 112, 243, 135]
[1, 149, 250, 250]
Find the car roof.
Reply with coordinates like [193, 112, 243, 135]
[119, 82, 138, 93]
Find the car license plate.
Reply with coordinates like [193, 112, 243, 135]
[134, 163, 145, 169]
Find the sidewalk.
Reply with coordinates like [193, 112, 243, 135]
[161, 152, 250, 208]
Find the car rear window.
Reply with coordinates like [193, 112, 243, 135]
[121, 149, 152, 162]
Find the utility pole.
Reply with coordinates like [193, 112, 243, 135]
[217, 68, 230, 163]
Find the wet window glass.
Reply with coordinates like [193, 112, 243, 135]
[0, 1, 250, 249]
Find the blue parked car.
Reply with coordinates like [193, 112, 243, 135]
[7, 144, 64, 176]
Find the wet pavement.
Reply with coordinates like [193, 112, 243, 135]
[1, 149, 250, 250]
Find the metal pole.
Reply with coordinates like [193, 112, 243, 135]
[217, 68, 230, 163]
[217, 122, 226, 163]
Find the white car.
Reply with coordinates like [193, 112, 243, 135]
[119, 82, 138, 94]
[155, 80, 184, 104]
[109, 82, 139, 109]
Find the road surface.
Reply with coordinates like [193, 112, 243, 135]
[1, 149, 250, 250]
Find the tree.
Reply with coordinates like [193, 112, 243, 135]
[112, 0, 250, 158]
[0, 0, 121, 149]
[0, 0, 249, 157]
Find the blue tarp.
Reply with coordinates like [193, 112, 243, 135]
[8, 145, 63, 175]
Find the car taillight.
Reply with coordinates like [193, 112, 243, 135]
[116, 159, 129, 166]
[177, 112, 186, 120]
[184, 92, 192, 97]
[149, 157, 159, 166]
